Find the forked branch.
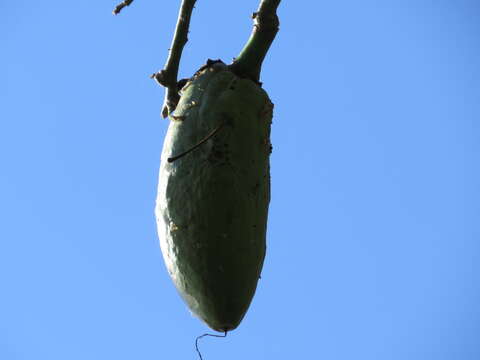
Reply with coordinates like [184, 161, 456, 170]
[113, 0, 280, 117]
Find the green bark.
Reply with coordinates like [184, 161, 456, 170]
[229, 0, 281, 82]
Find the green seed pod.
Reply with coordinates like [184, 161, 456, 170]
[155, 61, 273, 332]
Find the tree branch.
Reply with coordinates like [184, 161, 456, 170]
[229, 0, 281, 82]
[151, 0, 197, 118]
[112, 0, 134, 15]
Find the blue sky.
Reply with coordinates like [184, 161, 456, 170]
[2, 1, 479, 359]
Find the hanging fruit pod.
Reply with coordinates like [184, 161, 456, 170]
[156, 61, 273, 332]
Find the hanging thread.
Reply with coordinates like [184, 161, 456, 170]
[195, 331, 228, 360]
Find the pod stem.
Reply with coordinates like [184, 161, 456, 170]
[229, 0, 281, 83]
[151, 0, 197, 117]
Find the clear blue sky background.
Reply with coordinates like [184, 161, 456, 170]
[2, 1, 479, 359]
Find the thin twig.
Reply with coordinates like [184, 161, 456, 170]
[167, 121, 225, 162]
[112, 0, 134, 15]
[151, 0, 197, 117]
[229, 0, 281, 82]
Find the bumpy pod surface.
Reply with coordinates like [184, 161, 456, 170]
[155, 62, 272, 332]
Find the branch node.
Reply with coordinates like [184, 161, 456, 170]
[151, 70, 170, 87]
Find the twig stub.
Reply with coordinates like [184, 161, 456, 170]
[112, 0, 134, 15]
